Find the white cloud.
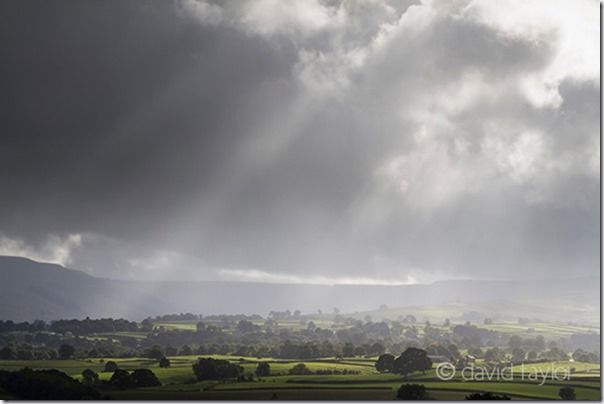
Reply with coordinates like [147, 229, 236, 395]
[218, 268, 417, 285]
[463, 0, 599, 107]
[0, 233, 82, 266]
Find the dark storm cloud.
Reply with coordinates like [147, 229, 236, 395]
[0, 0, 599, 282]
[0, 0, 294, 241]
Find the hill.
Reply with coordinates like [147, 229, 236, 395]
[0, 256, 598, 322]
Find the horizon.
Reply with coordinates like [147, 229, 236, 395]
[0, 255, 597, 286]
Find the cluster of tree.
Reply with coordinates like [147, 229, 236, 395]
[452, 324, 503, 348]
[572, 348, 599, 363]
[375, 348, 432, 377]
[1, 315, 596, 369]
[152, 313, 200, 322]
[0, 344, 58, 360]
[425, 343, 461, 361]
[285, 362, 360, 376]
[570, 333, 599, 352]
[107, 368, 161, 389]
[48, 318, 139, 335]
[192, 358, 244, 381]
[315, 369, 361, 375]
[288, 363, 313, 375]
[0, 368, 101, 399]
[0, 320, 47, 333]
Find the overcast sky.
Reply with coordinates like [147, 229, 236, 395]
[0, 0, 599, 284]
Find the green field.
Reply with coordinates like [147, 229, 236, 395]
[0, 356, 599, 400]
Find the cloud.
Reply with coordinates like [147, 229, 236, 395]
[0, 0, 598, 283]
[218, 268, 417, 286]
[0, 233, 82, 266]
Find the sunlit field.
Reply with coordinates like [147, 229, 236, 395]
[2, 313, 599, 400]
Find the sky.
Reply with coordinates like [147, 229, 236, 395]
[0, 0, 599, 284]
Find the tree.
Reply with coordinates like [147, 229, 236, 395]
[81, 369, 98, 386]
[375, 353, 395, 373]
[104, 361, 118, 372]
[141, 318, 154, 332]
[255, 362, 270, 377]
[511, 347, 525, 362]
[179, 345, 192, 356]
[354, 346, 366, 356]
[558, 387, 576, 400]
[0, 346, 17, 360]
[468, 347, 483, 358]
[466, 392, 511, 400]
[508, 335, 523, 349]
[396, 384, 430, 400]
[192, 358, 243, 381]
[145, 345, 163, 360]
[109, 369, 133, 390]
[342, 342, 355, 357]
[0, 368, 101, 399]
[447, 344, 461, 360]
[130, 369, 161, 387]
[370, 342, 386, 356]
[58, 344, 75, 359]
[159, 357, 171, 368]
[288, 363, 312, 375]
[393, 348, 432, 377]
[404, 314, 417, 324]
[236, 320, 256, 334]
[484, 347, 503, 362]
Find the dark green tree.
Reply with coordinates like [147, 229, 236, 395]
[0, 346, 17, 360]
[396, 384, 430, 400]
[288, 363, 312, 375]
[192, 358, 243, 381]
[81, 368, 98, 386]
[159, 357, 171, 368]
[58, 344, 75, 359]
[104, 361, 118, 372]
[466, 392, 511, 400]
[393, 348, 432, 377]
[342, 342, 355, 357]
[109, 369, 133, 390]
[558, 387, 576, 400]
[255, 362, 270, 377]
[145, 345, 163, 360]
[375, 353, 395, 373]
[130, 369, 161, 387]
[0, 368, 101, 399]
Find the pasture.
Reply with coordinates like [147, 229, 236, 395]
[0, 356, 599, 400]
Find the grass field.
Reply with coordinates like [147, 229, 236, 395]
[0, 356, 599, 400]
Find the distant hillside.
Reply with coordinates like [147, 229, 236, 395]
[0, 256, 599, 322]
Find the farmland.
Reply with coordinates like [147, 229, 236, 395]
[0, 311, 600, 400]
[0, 355, 599, 400]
